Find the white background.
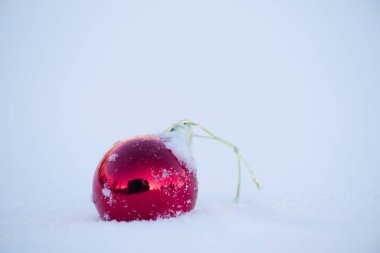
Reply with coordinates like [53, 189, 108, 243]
[1, 0, 380, 252]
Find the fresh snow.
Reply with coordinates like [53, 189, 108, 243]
[158, 126, 197, 173]
[101, 187, 111, 198]
[108, 154, 119, 162]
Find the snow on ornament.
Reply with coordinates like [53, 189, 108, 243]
[92, 120, 260, 221]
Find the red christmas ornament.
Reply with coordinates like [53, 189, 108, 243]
[92, 120, 260, 222]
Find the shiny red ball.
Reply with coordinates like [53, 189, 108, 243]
[92, 135, 198, 221]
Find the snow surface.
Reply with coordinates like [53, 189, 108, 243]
[1, 0, 380, 253]
[157, 123, 197, 173]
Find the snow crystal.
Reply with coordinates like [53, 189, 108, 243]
[102, 187, 111, 198]
[108, 153, 118, 162]
[157, 127, 197, 173]
[150, 168, 160, 182]
[103, 213, 110, 221]
[161, 169, 169, 179]
[102, 186, 114, 205]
